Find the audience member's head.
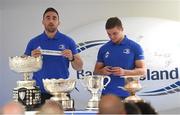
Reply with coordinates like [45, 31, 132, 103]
[124, 102, 141, 114]
[135, 101, 157, 114]
[98, 94, 126, 114]
[36, 100, 64, 114]
[1, 101, 25, 114]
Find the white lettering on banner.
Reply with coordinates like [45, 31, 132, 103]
[68, 17, 180, 112]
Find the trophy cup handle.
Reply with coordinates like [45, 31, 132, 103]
[103, 76, 111, 89]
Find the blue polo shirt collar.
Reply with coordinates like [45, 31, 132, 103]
[110, 35, 128, 45]
[43, 31, 60, 40]
[120, 35, 128, 45]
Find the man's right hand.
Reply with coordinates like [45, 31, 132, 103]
[101, 66, 112, 75]
[94, 62, 112, 76]
[31, 49, 41, 57]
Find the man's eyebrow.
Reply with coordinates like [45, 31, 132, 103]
[52, 16, 57, 18]
[45, 15, 50, 18]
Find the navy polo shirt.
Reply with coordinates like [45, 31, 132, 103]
[97, 35, 144, 97]
[24, 31, 78, 93]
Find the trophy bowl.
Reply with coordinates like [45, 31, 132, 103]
[43, 78, 76, 94]
[124, 77, 142, 93]
[9, 56, 42, 73]
[124, 76, 144, 102]
[43, 78, 76, 110]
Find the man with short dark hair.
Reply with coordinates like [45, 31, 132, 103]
[36, 100, 64, 114]
[24, 7, 83, 104]
[124, 102, 141, 114]
[94, 17, 146, 99]
[135, 101, 158, 114]
[98, 94, 126, 114]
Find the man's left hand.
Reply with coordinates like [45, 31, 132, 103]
[62, 49, 73, 61]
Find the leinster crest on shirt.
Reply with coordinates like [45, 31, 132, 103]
[59, 44, 65, 50]
[123, 48, 130, 54]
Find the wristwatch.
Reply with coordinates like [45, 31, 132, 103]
[69, 55, 75, 62]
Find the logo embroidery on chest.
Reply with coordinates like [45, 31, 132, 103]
[58, 44, 65, 50]
[105, 51, 110, 58]
[123, 48, 130, 54]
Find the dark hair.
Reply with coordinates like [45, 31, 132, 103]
[135, 101, 158, 114]
[43, 7, 59, 18]
[105, 17, 123, 29]
[124, 102, 141, 114]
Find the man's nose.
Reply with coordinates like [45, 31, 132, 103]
[49, 18, 54, 23]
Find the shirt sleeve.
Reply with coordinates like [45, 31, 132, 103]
[24, 39, 34, 56]
[69, 39, 78, 55]
[97, 47, 104, 63]
[134, 43, 144, 60]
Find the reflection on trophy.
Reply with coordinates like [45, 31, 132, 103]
[124, 75, 144, 102]
[43, 78, 76, 111]
[80, 75, 111, 110]
[9, 56, 42, 110]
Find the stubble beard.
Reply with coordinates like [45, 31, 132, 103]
[111, 37, 123, 44]
[45, 25, 57, 33]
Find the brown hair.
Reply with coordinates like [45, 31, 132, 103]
[105, 17, 123, 29]
[43, 7, 59, 19]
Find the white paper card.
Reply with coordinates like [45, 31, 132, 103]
[40, 49, 62, 56]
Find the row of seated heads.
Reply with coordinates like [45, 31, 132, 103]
[0, 94, 157, 114]
[99, 94, 157, 114]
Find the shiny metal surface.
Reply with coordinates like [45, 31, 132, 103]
[81, 75, 111, 110]
[9, 56, 42, 73]
[124, 75, 144, 102]
[43, 78, 76, 110]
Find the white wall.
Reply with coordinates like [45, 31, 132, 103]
[1, 0, 180, 33]
[0, 10, 3, 105]
[0, 10, 1, 63]
[0, 0, 180, 113]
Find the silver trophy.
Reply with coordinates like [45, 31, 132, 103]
[124, 75, 144, 102]
[80, 75, 111, 110]
[42, 78, 76, 111]
[9, 56, 42, 110]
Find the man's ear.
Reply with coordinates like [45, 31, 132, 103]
[58, 20, 60, 26]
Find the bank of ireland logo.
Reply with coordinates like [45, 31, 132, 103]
[59, 44, 65, 50]
[76, 40, 108, 53]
